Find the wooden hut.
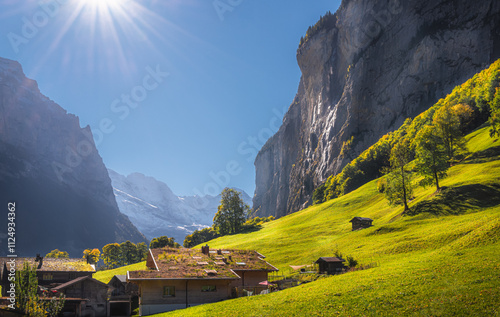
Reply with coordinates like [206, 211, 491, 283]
[349, 217, 373, 231]
[315, 257, 346, 275]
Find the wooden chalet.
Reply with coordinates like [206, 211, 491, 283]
[349, 217, 374, 231]
[0, 255, 112, 317]
[315, 257, 346, 275]
[127, 246, 278, 315]
[1, 255, 95, 294]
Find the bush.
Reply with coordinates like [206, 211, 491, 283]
[346, 255, 358, 268]
[377, 178, 387, 193]
[183, 228, 219, 248]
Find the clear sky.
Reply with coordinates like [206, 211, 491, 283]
[0, 0, 341, 198]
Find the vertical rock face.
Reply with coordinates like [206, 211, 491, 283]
[0, 58, 146, 256]
[253, 0, 500, 218]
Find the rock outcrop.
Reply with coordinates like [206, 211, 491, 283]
[253, 0, 500, 218]
[0, 58, 146, 256]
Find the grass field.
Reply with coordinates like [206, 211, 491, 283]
[96, 126, 500, 316]
[94, 261, 146, 284]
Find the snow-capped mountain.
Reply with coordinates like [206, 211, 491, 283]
[108, 169, 252, 243]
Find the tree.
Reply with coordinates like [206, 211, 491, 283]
[82, 248, 100, 264]
[414, 125, 449, 192]
[119, 241, 139, 265]
[15, 262, 65, 317]
[183, 228, 219, 248]
[15, 262, 40, 314]
[385, 138, 413, 212]
[136, 242, 149, 261]
[102, 243, 121, 269]
[433, 103, 473, 161]
[45, 249, 69, 259]
[149, 236, 180, 249]
[213, 188, 249, 235]
[489, 87, 500, 137]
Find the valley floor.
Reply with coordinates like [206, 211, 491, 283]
[96, 126, 500, 317]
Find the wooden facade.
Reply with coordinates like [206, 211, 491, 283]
[349, 217, 374, 231]
[52, 276, 112, 317]
[108, 275, 139, 316]
[0, 256, 111, 317]
[133, 279, 233, 315]
[0, 257, 95, 297]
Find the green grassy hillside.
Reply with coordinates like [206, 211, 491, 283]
[94, 261, 146, 284]
[147, 125, 500, 316]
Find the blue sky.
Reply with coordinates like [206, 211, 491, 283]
[0, 0, 341, 198]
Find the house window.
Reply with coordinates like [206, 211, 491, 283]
[42, 274, 53, 281]
[163, 286, 175, 297]
[201, 285, 217, 292]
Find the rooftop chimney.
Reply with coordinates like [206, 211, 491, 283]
[35, 254, 43, 269]
[201, 245, 209, 255]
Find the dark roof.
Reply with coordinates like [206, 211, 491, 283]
[128, 247, 278, 281]
[0, 257, 95, 274]
[110, 275, 127, 284]
[315, 257, 346, 263]
[349, 217, 373, 222]
[52, 276, 111, 291]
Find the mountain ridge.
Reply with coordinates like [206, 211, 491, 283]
[0, 57, 146, 257]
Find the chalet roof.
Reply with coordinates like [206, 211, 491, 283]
[52, 276, 111, 291]
[0, 257, 95, 274]
[349, 217, 373, 222]
[128, 247, 278, 281]
[315, 257, 346, 263]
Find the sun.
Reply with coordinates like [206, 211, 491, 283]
[83, 0, 124, 11]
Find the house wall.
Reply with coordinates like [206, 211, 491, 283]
[230, 270, 268, 288]
[37, 271, 92, 285]
[109, 279, 126, 296]
[352, 221, 372, 231]
[62, 280, 109, 317]
[136, 279, 232, 315]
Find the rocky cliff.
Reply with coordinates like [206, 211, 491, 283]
[0, 58, 146, 256]
[253, 0, 500, 218]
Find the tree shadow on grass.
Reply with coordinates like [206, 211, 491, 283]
[463, 146, 500, 164]
[238, 224, 263, 234]
[406, 184, 500, 216]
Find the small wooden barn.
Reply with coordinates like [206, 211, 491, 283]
[52, 276, 112, 317]
[315, 257, 346, 275]
[108, 275, 139, 316]
[349, 217, 373, 231]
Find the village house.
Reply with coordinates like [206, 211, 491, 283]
[127, 246, 278, 315]
[108, 275, 139, 316]
[349, 217, 374, 231]
[51, 275, 112, 316]
[315, 257, 346, 275]
[0, 255, 112, 317]
[1, 255, 95, 293]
